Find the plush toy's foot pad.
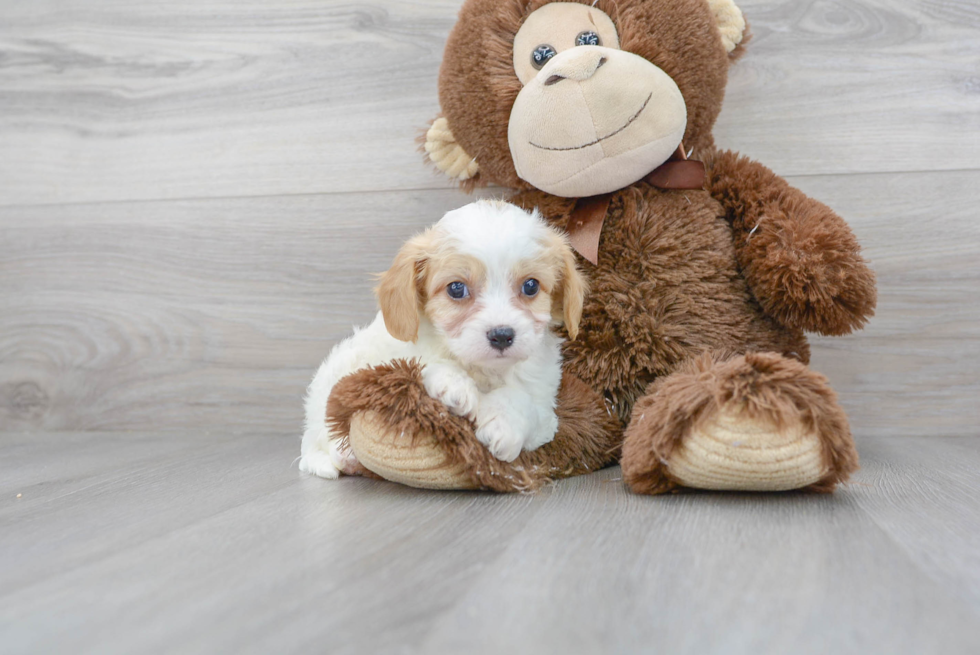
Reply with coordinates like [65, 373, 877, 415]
[622, 351, 859, 495]
[668, 408, 826, 491]
[349, 411, 477, 490]
[327, 359, 622, 492]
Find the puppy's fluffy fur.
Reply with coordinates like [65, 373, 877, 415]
[300, 200, 587, 479]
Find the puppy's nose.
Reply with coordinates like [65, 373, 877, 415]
[487, 327, 516, 351]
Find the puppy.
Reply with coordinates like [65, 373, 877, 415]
[300, 200, 586, 479]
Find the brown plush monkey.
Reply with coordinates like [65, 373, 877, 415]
[329, 0, 876, 494]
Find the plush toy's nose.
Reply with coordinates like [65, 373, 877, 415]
[487, 326, 516, 351]
[539, 46, 608, 85]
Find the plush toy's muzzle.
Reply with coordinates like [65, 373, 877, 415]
[508, 44, 688, 197]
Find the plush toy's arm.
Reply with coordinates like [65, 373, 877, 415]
[329, 359, 623, 492]
[704, 149, 877, 336]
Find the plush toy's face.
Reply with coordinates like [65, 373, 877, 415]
[428, 0, 747, 198]
[508, 3, 687, 196]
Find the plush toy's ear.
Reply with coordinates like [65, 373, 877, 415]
[708, 0, 747, 55]
[424, 116, 479, 182]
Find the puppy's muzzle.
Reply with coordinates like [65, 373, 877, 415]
[487, 326, 516, 351]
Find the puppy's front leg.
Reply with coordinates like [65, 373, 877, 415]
[474, 387, 538, 462]
[522, 400, 560, 452]
[422, 363, 480, 419]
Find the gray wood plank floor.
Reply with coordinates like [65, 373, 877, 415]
[2, 0, 979, 652]
[2, 432, 980, 654]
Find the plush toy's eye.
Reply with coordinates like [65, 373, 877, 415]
[522, 279, 540, 297]
[575, 31, 601, 47]
[447, 281, 469, 300]
[531, 44, 557, 70]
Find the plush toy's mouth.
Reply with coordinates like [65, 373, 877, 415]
[528, 93, 652, 152]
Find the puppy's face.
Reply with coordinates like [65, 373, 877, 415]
[422, 243, 557, 366]
[377, 201, 586, 368]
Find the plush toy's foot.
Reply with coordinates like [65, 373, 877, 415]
[327, 359, 622, 492]
[621, 352, 858, 494]
[665, 407, 826, 491]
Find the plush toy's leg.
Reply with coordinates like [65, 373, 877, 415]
[328, 359, 622, 492]
[620, 351, 858, 494]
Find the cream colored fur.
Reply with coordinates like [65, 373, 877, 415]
[668, 408, 827, 491]
[708, 0, 746, 54]
[508, 43, 687, 197]
[424, 117, 479, 181]
[511, 2, 620, 85]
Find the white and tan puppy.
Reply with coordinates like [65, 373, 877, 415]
[300, 200, 586, 479]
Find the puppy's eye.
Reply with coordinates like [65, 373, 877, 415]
[531, 44, 557, 70]
[447, 281, 469, 300]
[522, 279, 540, 297]
[576, 31, 601, 47]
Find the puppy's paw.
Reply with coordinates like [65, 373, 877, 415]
[422, 364, 479, 419]
[476, 414, 524, 462]
[328, 438, 362, 476]
[299, 432, 360, 479]
[299, 447, 341, 480]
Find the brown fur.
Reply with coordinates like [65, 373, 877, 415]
[703, 148, 877, 336]
[338, 0, 876, 494]
[512, 185, 814, 424]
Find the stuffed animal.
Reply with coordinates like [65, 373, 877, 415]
[327, 0, 876, 494]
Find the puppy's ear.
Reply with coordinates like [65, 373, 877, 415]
[376, 232, 432, 342]
[549, 232, 588, 341]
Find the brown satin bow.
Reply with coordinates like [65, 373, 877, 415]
[566, 144, 705, 265]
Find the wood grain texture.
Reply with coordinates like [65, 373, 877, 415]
[717, 0, 980, 176]
[0, 0, 460, 206]
[1, 0, 979, 206]
[2, 432, 979, 654]
[0, 188, 489, 432]
[797, 170, 980, 437]
[1, 171, 977, 436]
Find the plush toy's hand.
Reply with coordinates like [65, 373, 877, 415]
[705, 149, 877, 336]
[739, 200, 878, 336]
[422, 363, 480, 419]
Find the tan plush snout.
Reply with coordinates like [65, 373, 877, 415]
[539, 46, 607, 83]
[508, 46, 687, 198]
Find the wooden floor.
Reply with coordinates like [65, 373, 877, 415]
[3, 433, 980, 653]
[2, 0, 979, 652]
